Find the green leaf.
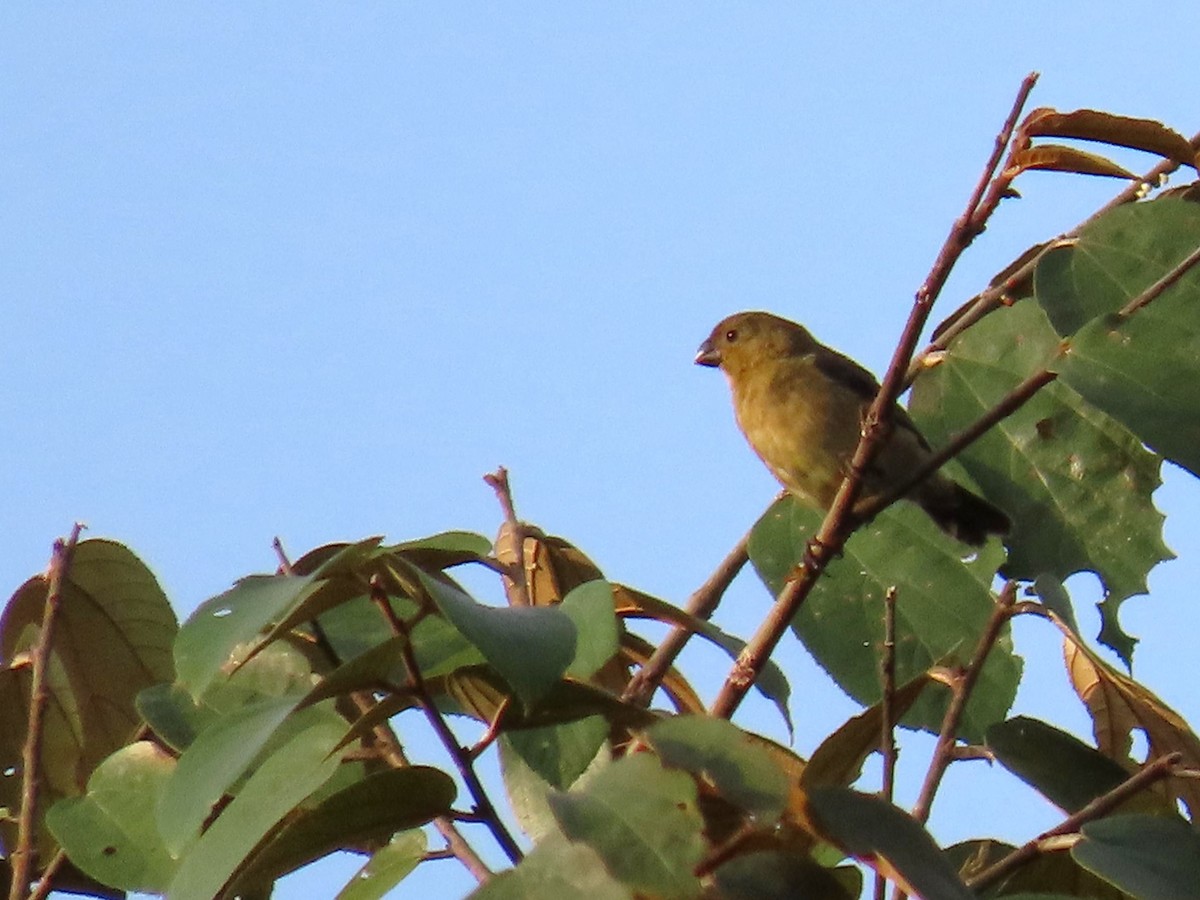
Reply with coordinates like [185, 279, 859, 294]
[1035, 196, 1200, 475]
[470, 830, 633, 900]
[175, 574, 318, 699]
[157, 694, 307, 853]
[335, 831, 427, 900]
[986, 716, 1165, 815]
[711, 852, 860, 900]
[1073, 814, 1200, 900]
[176, 538, 386, 698]
[165, 709, 346, 900]
[229, 767, 456, 893]
[1035, 195, 1200, 334]
[646, 715, 789, 822]
[560, 580, 619, 679]
[389, 530, 493, 569]
[45, 741, 178, 893]
[407, 563, 576, 707]
[299, 615, 483, 709]
[500, 722, 610, 841]
[749, 496, 1017, 741]
[909, 300, 1171, 664]
[548, 754, 705, 899]
[807, 787, 974, 900]
[502, 716, 609, 791]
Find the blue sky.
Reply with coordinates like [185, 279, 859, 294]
[4, 6, 1200, 898]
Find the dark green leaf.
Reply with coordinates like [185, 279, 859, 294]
[646, 715, 789, 821]
[548, 754, 705, 899]
[229, 767, 456, 893]
[749, 496, 1017, 741]
[1073, 814, 1200, 900]
[164, 710, 346, 900]
[407, 563, 576, 707]
[712, 852, 860, 900]
[909, 300, 1171, 664]
[807, 788, 974, 900]
[986, 716, 1160, 815]
[502, 716, 609, 792]
[1035, 196, 1200, 476]
[560, 580, 619, 679]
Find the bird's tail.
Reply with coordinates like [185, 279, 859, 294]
[918, 480, 1011, 547]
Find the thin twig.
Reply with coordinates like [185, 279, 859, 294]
[913, 128, 1200, 374]
[622, 528, 752, 706]
[10, 524, 84, 900]
[911, 583, 1017, 824]
[1117, 242, 1200, 317]
[857, 368, 1059, 524]
[875, 586, 899, 900]
[967, 751, 1183, 892]
[484, 467, 531, 607]
[371, 580, 524, 864]
[709, 77, 1040, 720]
[878, 589, 899, 798]
[868, 232, 1200, 524]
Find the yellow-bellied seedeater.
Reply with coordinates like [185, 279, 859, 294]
[696, 311, 1010, 546]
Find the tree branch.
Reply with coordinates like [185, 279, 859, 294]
[9, 524, 84, 900]
[913, 128, 1200, 374]
[874, 586, 899, 900]
[622, 527, 752, 706]
[484, 467, 531, 607]
[708, 76, 1039, 720]
[966, 751, 1183, 892]
[911, 582, 1017, 824]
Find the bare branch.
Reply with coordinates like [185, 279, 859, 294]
[9, 524, 84, 900]
[622, 526, 753, 706]
[911, 583, 1018, 824]
[967, 752, 1183, 892]
[484, 467, 532, 607]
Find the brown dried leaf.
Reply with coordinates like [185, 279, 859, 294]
[1023, 108, 1199, 171]
[617, 635, 705, 715]
[493, 525, 605, 607]
[1007, 145, 1137, 180]
[802, 675, 934, 789]
[1063, 636, 1200, 818]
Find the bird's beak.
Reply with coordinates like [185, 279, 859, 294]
[695, 338, 721, 367]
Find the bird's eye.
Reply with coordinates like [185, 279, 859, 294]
[725, 329, 738, 343]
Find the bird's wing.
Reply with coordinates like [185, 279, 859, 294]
[813, 349, 931, 451]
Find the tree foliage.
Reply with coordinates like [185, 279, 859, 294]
[3, 94, 1200, 900]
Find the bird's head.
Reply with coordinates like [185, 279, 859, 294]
[695, 311, 817, 379]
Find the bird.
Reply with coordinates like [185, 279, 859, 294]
[695, 311, 1010, 546]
